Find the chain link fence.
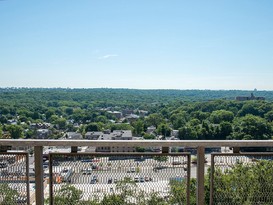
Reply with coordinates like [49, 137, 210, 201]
[210, 153, 273, 205]
[0, 152, 29, 205]
[49, 153, 191, 205]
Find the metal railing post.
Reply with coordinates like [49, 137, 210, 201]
[162, 147, 169, 153]
[210, 154, 215, 205]
[187, 154, 191, 205]
[26, 153, 30, 205]
[197, 146, 205, 205]
[71, 146, 78, 153]
[35, 146, 44, 205]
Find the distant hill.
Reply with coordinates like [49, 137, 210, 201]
[0, 88, 272, 103]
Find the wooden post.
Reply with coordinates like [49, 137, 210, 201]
[197, 146, 205, 205]
[34, 146, 44, 205]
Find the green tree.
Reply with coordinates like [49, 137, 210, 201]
[145, 113, 164, 128]
[116, 177, 137, 200]
[53, 185, 83, 205]
[143, 133, 156, 140]
[6, 125, 23, 139]
[210, 110, 234, 124]
[153, 156, 168, 162]
[238, 102, 260, 117]
[108, 123, 133, 132]
[219, 121, 233, 139]
[65, 107, 74, 115]
[156, 123, 171, 138]
[0, 115, 8, 124]
[232, 114, 273, 140]
[55, 117, 67, 130]
[170, 112, 188, 129]
[178, 126, 198, 140]
[0, 183, 19, 205]
[0, 126, 2, 139]
[100, 194, 125, 205]
[190, 111, 210, 121]
[213, 160, 273, 204]
[85, 123, 101, 132]
[132, 120, 144, 136]
[265, 110, 273, 122]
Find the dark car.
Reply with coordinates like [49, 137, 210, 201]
[81, 159, 93, 163]
[90, 179, 96, 184]
[140, 177, 145, 182]
[172, 161, 183, 165]
[89, 175, 98, 184]
[108, 178, 113, 184]
[0, 162, 8, 168]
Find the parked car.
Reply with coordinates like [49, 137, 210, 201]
[0, 161, 8, 168]
[91, 164, 97, 170]
[140, 177, 145, 182]
[134, 176, 140, 182]
[90, 175, 98, 184]
[81, 159, 93, 163]
[130, 167, 135, 173]
[82, 168, 92, 175]
[16, 196, 27, 203]
[107, 178, 113, 184]
[144, 176, 151, 182]
[90, 179, 96, 184]
[43, 160, 49, 169]
[172, 161, 183, 165]
[60, 168, 73, 182]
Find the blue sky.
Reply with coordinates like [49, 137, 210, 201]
[1, 0, 273, 90]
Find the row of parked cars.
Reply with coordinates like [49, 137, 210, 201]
[107, 176, 152, 184]
[134, 176, 152, 183]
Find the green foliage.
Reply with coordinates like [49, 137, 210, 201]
[178, 126, 198, 140]
[85, 123, 101, 132]
[153, 156, 168, 162]
[169, 180, 188, 204]
[232, 114, 273, 140]
[0, 183, 19, 205]
[156, 123, 171, 137]
[143, 133, 156, 139]
[53, 185, 83, 205]
[100, 194, 124, 204]
[5, 124, 23, 139]
[210, 110, 234, 124]
[135, 147, 145, 152]
[170, 112, 188, 129]
[219, 121, 233, 139]
[145, 113, 164, 128]
[108, 123, 133, 132]
[213, 160, 273, 204]
[1, 88, 273, 141]
[132, 120, 145, 136]
[54, 117, 67, 130]
[265, 110, 273, 122]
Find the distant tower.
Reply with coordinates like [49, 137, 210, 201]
[254, 88, 257, 92]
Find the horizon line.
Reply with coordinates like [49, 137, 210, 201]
[0, 87, 272, 92]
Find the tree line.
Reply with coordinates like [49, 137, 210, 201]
[0, 88, 273, 140]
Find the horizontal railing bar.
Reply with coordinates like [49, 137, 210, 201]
[211, 152, 273, 156]
[48, 152, 191, 156]
[1, 139, 273, 147]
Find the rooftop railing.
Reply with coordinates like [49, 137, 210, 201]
[0, 139, 273, 205]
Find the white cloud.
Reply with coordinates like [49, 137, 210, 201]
[98, 54, 118, 59]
